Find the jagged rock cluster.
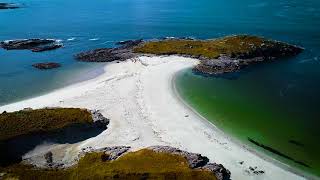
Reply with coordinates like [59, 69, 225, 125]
[90, 109, 110, 129]
[0, 3, 19, 9]
[0, 39, 62, 52]
[193, 41, 303, 75]
[148, 146, 231, 180]
[67, 145, 231, 180]
[74, 39, 143, 62]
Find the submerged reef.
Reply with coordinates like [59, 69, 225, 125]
[32, 62, 61, 70]
[248, 138, 310, 168]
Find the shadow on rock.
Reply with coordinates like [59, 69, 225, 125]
[0, 123, 107, 166]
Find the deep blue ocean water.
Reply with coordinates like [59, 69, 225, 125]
[1, 0, 319, 105]
[1, 0, 320, 176]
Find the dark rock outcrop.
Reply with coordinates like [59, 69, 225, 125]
[193, 41, 304, 75]
[0, 39, 62, 52]
[0, 3, 19, 9]
[77, 146, 131, 163]
[44, 151, 53, 164]
[75, 39, 143, 62]
[90, 110, 110, 128]
[148, 146, 231, 180]
[74, 145, 231, 180]
[148, 146, 209, 168]
[32, 62, 61, 70]
[200, 163, 231, 180]
[31, 44, 63, 52]
[115, 39, 143, 49]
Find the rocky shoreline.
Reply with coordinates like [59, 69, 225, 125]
[74, 35, 303, 75]
[31, 145, 230, 180]
[75, 39, 143, 62]
[0, 108, 109, 167]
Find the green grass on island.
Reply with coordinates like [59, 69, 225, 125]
[134, 35, 283, 59]
[0, 108, 93, 141]
[1, 149, 217, 180]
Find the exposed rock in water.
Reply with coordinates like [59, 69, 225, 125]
[32, 62, 61, 70]
[31, 44, 63, 52]
[0, 3, 20, 9]
[0, 39, 63, 52]
[74, 39, 143, 62]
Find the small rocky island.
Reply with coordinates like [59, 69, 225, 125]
[0, 39, 63, 52]
[0, 3, 19, 9]
[32, 62, 61, 70]
[75, 35, 303, 75]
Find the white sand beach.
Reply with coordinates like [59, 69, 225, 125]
[0, 56, 305, 180]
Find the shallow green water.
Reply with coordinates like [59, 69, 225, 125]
[175, 64, 320, 177]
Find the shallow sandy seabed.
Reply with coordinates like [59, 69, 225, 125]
[0, 56, 306, 180]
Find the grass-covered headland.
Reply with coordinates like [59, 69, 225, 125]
[133, 35, 303, 74]
[0, 108, 93, 141]
[1, 149, 219, 180]
[0, 108, 108, 167]
[75, 35, 303, 74]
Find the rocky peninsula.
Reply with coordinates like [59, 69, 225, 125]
[0, 39, 63, 52]
[1, 146, 230, 180]
[75, 35, 303, 75]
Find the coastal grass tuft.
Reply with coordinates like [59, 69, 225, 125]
[0, 108, 93, 141]
[1, 149, 217, 180]
[133, 35, 281, 59]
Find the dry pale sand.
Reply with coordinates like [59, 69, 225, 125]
[0, 56, 306, 180]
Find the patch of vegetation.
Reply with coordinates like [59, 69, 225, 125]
[1, 149, 217, 180]
[133, 35, 295, 59]
[0, 108, 93, 141]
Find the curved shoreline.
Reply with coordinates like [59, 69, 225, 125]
[0, 56, 309, 179]
[0, 63, 106, 107]
[171, 69, 314, 179]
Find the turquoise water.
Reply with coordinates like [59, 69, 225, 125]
[1, 0, 320, 176]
